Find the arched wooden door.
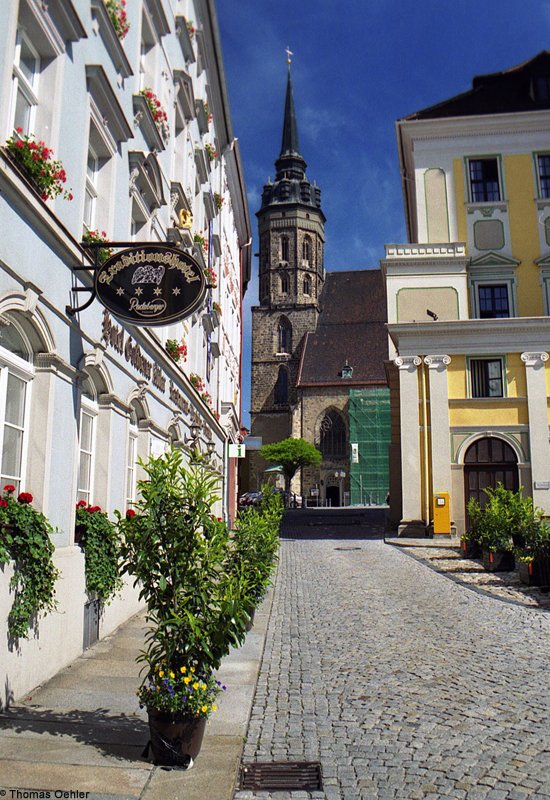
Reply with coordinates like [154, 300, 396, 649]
[464, 437, 519, 516]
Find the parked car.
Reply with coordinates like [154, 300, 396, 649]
[238, 491, 263, 508]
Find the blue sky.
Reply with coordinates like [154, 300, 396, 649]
[216, 1, 550, 425]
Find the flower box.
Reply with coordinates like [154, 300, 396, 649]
[518, 553, 550, 586]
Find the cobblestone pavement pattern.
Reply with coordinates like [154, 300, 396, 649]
[235, 538, 550, 800]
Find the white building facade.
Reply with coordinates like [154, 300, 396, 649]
[0, 0, 250, 700]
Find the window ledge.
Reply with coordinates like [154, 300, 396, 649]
[536, 197, 550, 211]
[90, 0, 133, 79]
[132, 95, 166, 152]
[449, 397, 526, 404]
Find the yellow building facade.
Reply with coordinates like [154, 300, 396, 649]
[383, 53, 550, 536]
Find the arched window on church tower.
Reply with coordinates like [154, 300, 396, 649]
[319, 410, 346, 458]
[278, 317, 292, 354]
[280, 235, 289, 262]
[303, 275, 311, 295]
[302, 235, 311, 265]
[274, 366, 289, 405]
[280, 273, 289, 294]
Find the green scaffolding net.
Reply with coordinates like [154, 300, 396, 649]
[349, 388, 390, 506]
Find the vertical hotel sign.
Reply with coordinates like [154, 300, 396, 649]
[95, 245, 206, 326]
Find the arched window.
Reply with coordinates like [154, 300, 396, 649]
[302, 236, 311, 264]
[274, 366, 289, 405]
[280, 235, 289, 262]
[280, 273, 289, 294]
[319, 410, 346, 458]
[303, 275, 311, 295]
[278, 318, 292, 354]
[77, 375, 98, 504]
[0, 319, 32, 492]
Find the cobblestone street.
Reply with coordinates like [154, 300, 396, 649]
[235, 535, 550, 800]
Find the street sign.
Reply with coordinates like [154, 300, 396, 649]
[228, 443, 246, 458]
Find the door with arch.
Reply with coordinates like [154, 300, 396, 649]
[464, 437, 519, 521]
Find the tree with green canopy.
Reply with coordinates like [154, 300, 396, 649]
[260, 437, 321, 502]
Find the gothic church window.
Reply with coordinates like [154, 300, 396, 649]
[281, 235, 289, 262]
[303, 275, 311, 295]
[320, 410, 346, 458]
[280, 273, 289, 294]
[274, 366, 289, 405]
[278, 318, 292, 354]
[302, 236, 311, 264]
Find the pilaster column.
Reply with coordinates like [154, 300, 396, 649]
[394, 356, 423, 532]
[521, 351, 550, 512]
[424, 355, 452, 498]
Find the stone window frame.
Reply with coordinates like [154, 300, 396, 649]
[466, 355, 507, 399]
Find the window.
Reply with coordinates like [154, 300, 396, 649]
[126, 408, 138, 507]
[533, 76, 550, 103]
[302, 236, 311, 264]
[537, 155, 550, 199]
[77, 378, 97, 504]
[280, 273, 289, 294]
[84, 146, 98, 229]
[478, 285, 509, 318]
[319, 410, 346, 458]
[468, 158, 501, 202]
[274, 367, 288, 405]
[278, 318, 292, 354]
[11, 30, 40, 134]
[281, 235, 289, 262]
[303, 275, 311, 295]
[470, 358, 504, 398]
[0, 322, 32, 493]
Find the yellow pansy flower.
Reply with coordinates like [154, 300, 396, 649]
[184, 676, 191, 685]
[180, 666, 186, 674]
[190, 667, 195, 673]
[193, 682, 199, 690]
[200, 682, 206, 690]
[158, 670, 164, 678]
[201, 705, 208, 713]
[212, 704, 217, 712]
[169, 671, 175, 679]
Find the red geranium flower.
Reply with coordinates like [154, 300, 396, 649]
[87, 505, 101, 513]
[76, 500, 87, 508]
[0, 498, 7, 508]
[126, 509, 136, 518]
[17, 492, 33, 504]
[4, 485, 15, 493]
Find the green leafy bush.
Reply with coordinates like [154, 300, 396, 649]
[0, 485, 59, 641]
[117, 448, 250, 717]
[467, 484, 543, 554]
[75, 502, 122, 602]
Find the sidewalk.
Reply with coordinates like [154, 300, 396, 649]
[0, 590, 273, 800]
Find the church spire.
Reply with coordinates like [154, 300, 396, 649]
[275, 59, 307, 181]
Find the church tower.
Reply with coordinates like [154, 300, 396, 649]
[250, 64, 326, 484]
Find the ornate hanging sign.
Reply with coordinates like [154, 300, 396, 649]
[94, 245, 205, 326]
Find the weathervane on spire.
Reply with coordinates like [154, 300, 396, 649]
[285, 46, 293, 65]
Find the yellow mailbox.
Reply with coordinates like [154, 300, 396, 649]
[433, 492, 450, 535]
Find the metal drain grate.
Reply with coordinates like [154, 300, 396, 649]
[334, 546, 362, 551]
[240, 761, 323, 791]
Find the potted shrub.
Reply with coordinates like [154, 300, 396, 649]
[462, 498, 484, 558]
[0, 485, 60, 641]
[117, 447, 250, 767]
[474, 484, 524, 572]
[514, 513, 550, 586]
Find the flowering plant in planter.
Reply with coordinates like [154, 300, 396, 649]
[0, 485, 59, 640]
[138, 665, 226, 717]
[185, 18, 196, 38]
[214, 192, 224, 212]
[82, 229, 113, 266]
[189, 372, 205, 392]
[193, 232, 208, 254]
[5, 130, 73, 201]
[104, 0, 129, 40]
[205, 266, 217, 288]
[140, 88, 169, 140]
[212, 301, 222, 317]
[204, 143, 217, 162]
[117, 448, 251, 764]
[75, 501, 122, 603]
[165, 339, 187, 363]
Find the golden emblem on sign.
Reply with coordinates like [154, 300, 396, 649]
[177, 208, 193, 229]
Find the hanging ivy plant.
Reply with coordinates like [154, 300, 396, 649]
[0, 486, 60, 641]
[75, 502, 123, 603]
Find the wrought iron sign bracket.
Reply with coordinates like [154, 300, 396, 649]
[66, 241, 147, 318]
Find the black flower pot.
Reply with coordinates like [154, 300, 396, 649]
[482, 549, 515, 572]
[147, 709, 206, 767]
[518, 554, 550, 586]
[460, 538, 482, 559]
